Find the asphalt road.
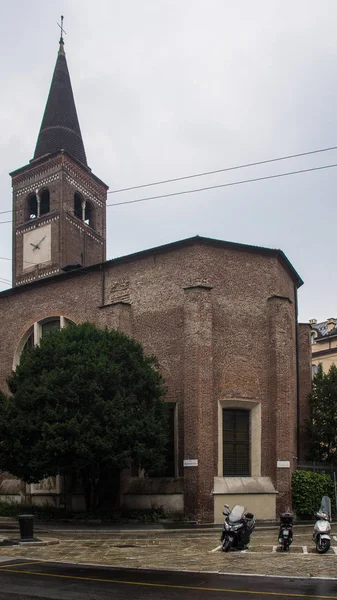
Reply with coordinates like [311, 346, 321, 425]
[0, 559, 336, 599]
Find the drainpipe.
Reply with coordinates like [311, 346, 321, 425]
[294, 285, 300, 461]
[100, 264, 105, 307]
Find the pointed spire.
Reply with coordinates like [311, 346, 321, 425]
[33, 19, 87, 166]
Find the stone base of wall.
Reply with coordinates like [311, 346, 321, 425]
[213, 476, 277, 522]
[214, 493, 277, 522]
[121, 476, 184, 515]
[122, 493, 184, 514]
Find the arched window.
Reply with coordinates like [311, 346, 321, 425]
[73, 193, 95, 229]
[40, 189, 50, 216]
[74, 192, 83, 220]
[84, 200, 94, 228]
[13, 316, 75, 368]
[41, 318, 61, 337]
[25, 189, 50, 221]
[22, 330, 34, 354]
[26, 193, 38, 221]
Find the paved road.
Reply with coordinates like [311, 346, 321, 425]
[0, 559, 337, 599]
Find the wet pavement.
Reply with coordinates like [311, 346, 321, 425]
[0, 559, 336, 599]
[0, 525, 337, 579]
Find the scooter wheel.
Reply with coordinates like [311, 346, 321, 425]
[222, 540, 231, 552]
[283, 539, 289, 552]
[316, 539, 330, 554]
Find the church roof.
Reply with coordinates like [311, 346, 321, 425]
[32, 39, 87, 166]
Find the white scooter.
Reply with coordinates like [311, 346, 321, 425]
[312, 496, 331, 554]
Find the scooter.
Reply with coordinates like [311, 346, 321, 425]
[312, 496, 331, 554]
[278, 511, 293, 551]
[221, 504, 255, 552]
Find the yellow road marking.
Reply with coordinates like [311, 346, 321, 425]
[0, 567, 335, 598]
[0, 560, 46, 568]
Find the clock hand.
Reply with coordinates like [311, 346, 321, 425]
[37, 235, 46, 247]
[32, 235, 47, 251]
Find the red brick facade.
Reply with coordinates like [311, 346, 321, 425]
[11, 151, 107, 286]
[0, 237, 311, 521]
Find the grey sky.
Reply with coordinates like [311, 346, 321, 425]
[1, 0, 336, 322]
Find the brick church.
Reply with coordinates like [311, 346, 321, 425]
[0, 34, 312, 522]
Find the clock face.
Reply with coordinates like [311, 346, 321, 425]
[23, 224, 51, 270]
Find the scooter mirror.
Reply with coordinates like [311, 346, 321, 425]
[224, 504, 229, 509]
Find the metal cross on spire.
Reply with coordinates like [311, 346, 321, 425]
[57, 15, 67, 44]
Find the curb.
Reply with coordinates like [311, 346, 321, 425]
[8, 557, 337, 582]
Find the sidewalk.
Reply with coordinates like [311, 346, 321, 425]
[0, 521, 337, 579]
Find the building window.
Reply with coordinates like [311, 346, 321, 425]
[14, 316, 75, 368]
[74, 192, 95, 229]
[164, 403, 176, 477]
[40, 189, 50, 216]
[223, 408, 250, 476]
[312, 364, 319, 378]
[25, 189, 50, 221]
[74, 192, 83, 220]
[311, 332, 317, 345]
[26, 193, 38, 221]
[22, 331, 34, 354]
[84, 200, 94, 228]
[41, 318, 62, 338]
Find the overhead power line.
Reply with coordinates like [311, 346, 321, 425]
[106, 162, 337, 208]
[107, 145, 337, 194]
[0, 160, 337, 227]
[0, 144, 337, 219]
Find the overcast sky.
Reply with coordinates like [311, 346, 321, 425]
[1, 0, 336, 322]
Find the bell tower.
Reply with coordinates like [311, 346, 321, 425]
[11, 27, 108, 287]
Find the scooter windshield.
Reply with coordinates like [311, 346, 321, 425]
[228, 505, 245, 523]
[318, 496, 331, 519]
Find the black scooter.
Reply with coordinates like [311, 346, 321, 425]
[221, 504, 255, 552]
[278, 512, 293, 551]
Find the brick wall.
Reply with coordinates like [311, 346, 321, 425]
[0, 239, 309, 521]
[11, 152, 107, 286]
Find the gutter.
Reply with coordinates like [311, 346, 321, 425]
[294, 285, 300, 460]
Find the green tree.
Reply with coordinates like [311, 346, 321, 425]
[307, 363, 337, 463]
[0, 323, 168, 512]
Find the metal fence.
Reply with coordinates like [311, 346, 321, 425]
[297, 461, 337, 474]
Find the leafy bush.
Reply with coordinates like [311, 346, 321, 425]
[0, 500, 23, 517]
[0, 501, 71, 520]
[292, 470, 334, 518]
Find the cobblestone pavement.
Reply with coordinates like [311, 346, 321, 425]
[0, 528, 337, 579]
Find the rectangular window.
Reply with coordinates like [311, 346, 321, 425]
[164, 403, 176, 477]
[223, 409, 250, 476]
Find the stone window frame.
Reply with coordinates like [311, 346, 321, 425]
[217, 399, 261, 478]
[13, 315, 73, 369]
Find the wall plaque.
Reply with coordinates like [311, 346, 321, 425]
[183, 459, 198, 467]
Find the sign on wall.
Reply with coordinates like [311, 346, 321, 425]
[183, 459, 198, 467]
